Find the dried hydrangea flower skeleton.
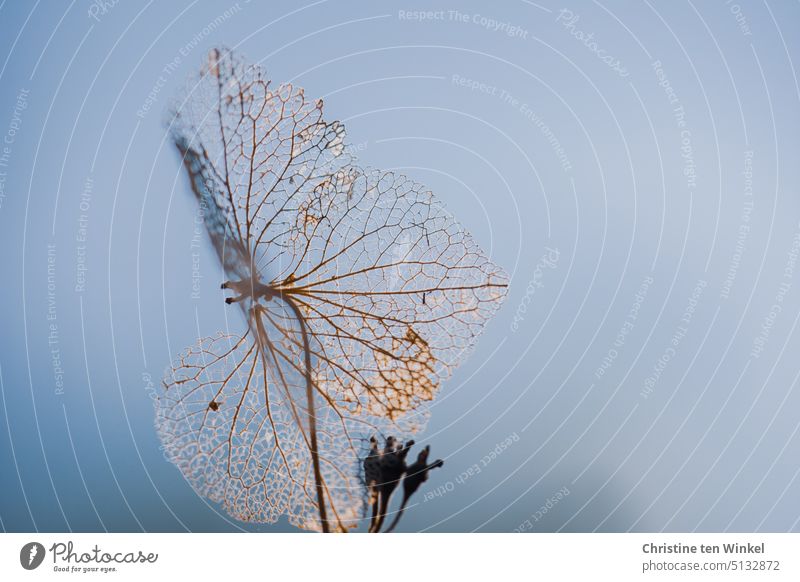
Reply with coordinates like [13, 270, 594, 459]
[156, 48, 508, 532]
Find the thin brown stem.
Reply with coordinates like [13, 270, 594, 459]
[281, 295, 330, 533]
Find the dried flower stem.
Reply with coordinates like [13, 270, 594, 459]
[283, 295, 330, 533]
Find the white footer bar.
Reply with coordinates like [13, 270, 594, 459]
[1, 533, 797, 581]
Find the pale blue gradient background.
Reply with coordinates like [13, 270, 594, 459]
[1, 0, 799, 532]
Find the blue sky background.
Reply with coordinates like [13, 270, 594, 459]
[1, 0, 799, 532]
